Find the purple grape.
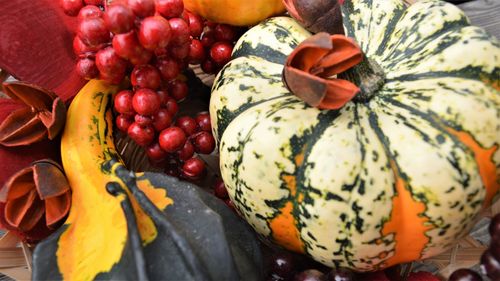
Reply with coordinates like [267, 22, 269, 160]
[448, 268, 482, 281]
[294, 269, 325, 281]
[481, 250, 500, 279]
[268, 252, 296, 280]
[325, 268, 353, 281]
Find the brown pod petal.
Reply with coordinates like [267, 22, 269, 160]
[283, 0, 344, 34]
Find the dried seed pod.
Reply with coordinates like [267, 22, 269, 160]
[283, 0, 344, 34]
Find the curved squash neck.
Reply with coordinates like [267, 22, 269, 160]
[339, 55, 386, 103]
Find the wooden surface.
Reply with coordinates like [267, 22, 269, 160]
[459, 0, 500, 39]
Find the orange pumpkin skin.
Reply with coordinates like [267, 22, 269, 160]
[183, 0, 286, 26]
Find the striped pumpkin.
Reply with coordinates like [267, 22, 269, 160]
[210, 0, 500, 271]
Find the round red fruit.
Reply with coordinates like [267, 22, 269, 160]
[77, 5, 103, 20]
[127, 0, 155, 18]
[157, 89, 169, 105]
[76, 58, 99, 80]
[182, 157, 205, 179]
[168, 18, 190, 45]
[156, 58, 180, 81]
[84, 0, 103, 5]
[169, 42, 190, 60]
[138, 16, 172, 51]
[195, 112, 211, 132]
[159, 126, 187, 152]
[128, 123, 155, 146]
[146, 143, 168, 163]
[188, 39, 205, 65]
[114, 90, 135, 115]
[131, 64, 161, 89]
[78, 17, 110, 47]
[129, 49, 153, 65]
[168, 80, 188, 101]
[152, 108, 172, 131]
[201, 59, 216, 74]
[100, 72, 125, 84]
[73, 36, 100, 55]
[132, 88, 161, 116]
[175, 116, 198, 135]
[177, 141, 195, 161]
[60, 0, 84, 17]
[134, 114, 153, 126]
[116, 114, 134, 132]
[214, 24, 237, 42]
[112, 31, 141, 59]
[213, 179, 229, 199]
[155, 0, 183, 19]
[200, 29, 215, 48]
[185, 11, 203, 38]
[95, 47, 128, 76]
[193, 131, 215, 154]
[104, 4, 135, 34]
[165, 98, 179, 116]
[210, 42, 233, 66]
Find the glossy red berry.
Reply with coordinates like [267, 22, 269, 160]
[132, 88, 161, 115]
[84, 0, 103, 5]
[177, 140, 195, 161]
[95, 47, 127, 77]
[155, 0, 183, 19]
[76, 58, 99, 80]
[168, 80, 188, 101]
[127, 0, 155, 17]
[146, 142, 168, 163]
[201, 59, 217, 74]
[213, 179, 228, 199]
[175, 116, 198, 135]
[448, 268, 482, 281]
[157, 90, 169, 106]
[73, 36, 98, 55]
[156, 58, 180, 80]
[489, 214, 500, 239]
[195, 112, 211, 132]
[214, 24, 237, 42]
[152, 108, 172, 131]
[193, 131, 215, 154]
[100, 72, 126, 84]
[481, 249, 500, 280]
[104, 4, 135, 34]
[294, 269, 325, 281]
[77, 5, 103, 20]
[185, 11, 203, 38]
[325, 268, 354, 281]
[210, 42, 233, 66]
[131, 64, 161, 89]
[188, 39, 205, 65]
[139, 16, 172, 51]
[115, 114, 134, 132]
[129, 49, 153, 65]
[169, 42, 190, 60]
[112, 31, 142, 59]
[200, 29, 215, 48]
[61, 0, 84, 17]
[114, 90, 135, 115]
[268, 252, 295, 280]
[165, 98, 179, 116]
[78, 17, 110, 47]
[182, 157, 205, 179]
[134, 114, 153, 126]
[127, 123, 155, 146]
[168, 18, 190, 45]
[159, 126, 187, 152]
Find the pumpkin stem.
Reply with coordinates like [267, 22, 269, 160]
[338, 55, 385, 103]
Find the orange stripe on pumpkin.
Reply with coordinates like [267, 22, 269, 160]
[381, 160, 432, 268]
[446, 128, 499, 207]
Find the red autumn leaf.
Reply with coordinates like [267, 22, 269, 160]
[0, 0, 85, 101]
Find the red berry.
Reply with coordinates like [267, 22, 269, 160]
[177, 140, 195, 161]
[175, 116, 198, 135]
[157, 89, 169, 105]
[210, 42, 233, 66]
[146, 142, 168, 163]
[188, 39, 205, 65]
[407, 271, 440, 281]
[61, 0, 84, 17]
[448, 269, 482, 281]
[84, 0, 103, 5]
[77, 5, 103, 20]
[294, 270, 325, 281]
[205, 21, 217, 28]
[214, 24, 237, 42]
[193, 131, 215, 154]
[139, 16, 172, 51]
[134, 114, 153, 126]
[78, 17, 110, 47]
[165, 97, 179, 116]
[129, 49, 153, 65]
[489, 214, 500, 239]
[132, 88, 161, 115]
[169, 42, 190, 60]
[155, 0, 183, 19]
[181, 157, 205, 179]
[127, 0, 155, 17]
[168, 18, 190, 45]
[213, 179, 228, 199]
[112, 31, 142, 59]
[95, 47, 127, 77]
[268, 252, 296, 280]
[104, 4, 135, 34]
[76, 58, 99, 80]
[127, 123, 155, 146]
[195, 112, 211, 132]
[73, 36, 100, 55]
[156, 58, 180, 80]
[114, 90, 135, 115]
[131, 64, 161, 89]
[152, 108, 172, 131]
[115, 114, 134, 132]
[159, 126, 187, 152]
[201, 59, 216, 74]
[168, 80, 188, 101]
[200, 29, 215, 48]
[325, 268, 354, 281]
[100, 72, 125, 84]
[185, 11, 203, 38]
[481, 250, 500, 280]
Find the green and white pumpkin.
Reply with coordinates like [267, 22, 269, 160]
[210, 0, 500, 271]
